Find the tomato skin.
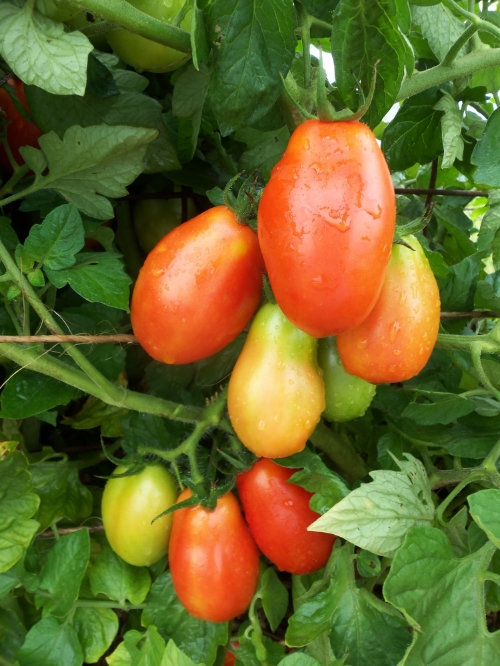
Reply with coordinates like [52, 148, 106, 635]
[133, 196, 198, 254]
[337, 236, 441, 383]
[169, 489, 260, 623]
[131, 206, 263, 365]
[258, 119, 396, 337]
[237, 459, 335, 575]
[227, 303, 325, 458]
[0, 79, 42, 173]
[106, 0, 191, 73]
[318, 337, 376, 422]
[101, 464, 178, 567]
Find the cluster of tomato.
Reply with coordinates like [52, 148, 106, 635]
[127, 117, 441, 626]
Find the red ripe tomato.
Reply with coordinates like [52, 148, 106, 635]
[0, 78, 42, 172]
[131, 206, 263, 364]
[258, 119, 396, 337]
[236, 459, 335, 575]
[337, 235, 441, 383]
[224, 647, 237, 666]
[169, 489, 260, 623]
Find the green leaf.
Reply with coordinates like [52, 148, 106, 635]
[478, 189, 500, 252]
[439, 252, 487, 312]
[384, 526, 500, 664]
[121, 412, 188, 458]
[163, 639, 200, 666]
[278, 656, 320, 666]
[24, 72, 180, 175]
[401, 391, 477, 425]
[309, 454, 434, 557]
[90, 545, 151, 607]
[382, 88, 443, 170]
[276, 448, 350, 515]
[286, 544, 411, 664]
[0, 2, 93, 96]
[475, 274, 500, 312]
[72, 607, 119, 664]
[434, 93, 464, 169]
[412, 4, 470, 62]
[0, 598, 26, 662]
[30, 454, 93, 532]
[469, 489, 500, 549]
[142, 572, 227, 666]
[16, 616, 83, 666]
[0, 369, 80, 420]
[46, 252, 132, 311]
[26, 125, 158, 220]
[191, 0, 210, 70]
[236, 126, 290, 181]
[0, 216, 20, 252]
[172, 64, 210, 164]
[472, 107, 500, 186]
[208, 0, 297, 135]
[260, 568, 289, 632]
[37, 529, 90, 618]
[0, 452, 39, 573]
[356, 550, 382, 578]
[331, 0, 410, 128]
[106, 629, 144, 666]
[21, 204, 85, 271]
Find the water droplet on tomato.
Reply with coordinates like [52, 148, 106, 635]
[257, 420, 266, 430]
[357, 339, 368, 350]
[288, 379, 294, 385]
[389, 321, 401, 342]
[152, 268, 165, 278]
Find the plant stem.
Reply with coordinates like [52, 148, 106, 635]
[436, 471, 486, 524]
[442, 23, 480, 67]
[115, 200, 143, 281]
[309, 420, 369, 482]
[482, 438, 500, 472]
[397, 47, 500, 102]
[0, 164, 30, 199]
[67, 0, 191, 53]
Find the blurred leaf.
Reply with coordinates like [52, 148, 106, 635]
[439, 252, 486, 312]
[472, 107, 500, 186]
[0, 452, 39, 573]
[236, 126, 290, 181]
[434, 93, 464, 169]
[16, 616, 83, 666]
[72, 607, 119, 664]
[260, 568, 289, 632]
[402, 391, 477, 425]
[37, 529, 90, 618]
[469, 489, 500, 549]
[90, 544, 151, 607]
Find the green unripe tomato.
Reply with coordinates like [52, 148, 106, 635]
[102, 464, 178, 567]
[66, 12, 110, 50]
[133, 196, 198, 254]
[318, 337, 376, 422]
[35, 0, 80, 22]
[106, 0, 191, 73]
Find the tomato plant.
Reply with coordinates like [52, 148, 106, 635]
[228, 303, 325, 458]
[131, 205, 263, 364]
[4, 0, 500, 663]
[0, 77, 42, 172]
[318, 337, 376, 422]
[101, 464, 178, 567]
[258, 119, 396, 338]
[106, 0, 191, 73]
[337, 236, 441, 384]
[133, 195, 197, 254]
[168, 489, 260, 623]
[237, 458, 336, 574]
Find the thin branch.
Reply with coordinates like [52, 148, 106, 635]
[424, 159, 439, 217]
[38, 525, 105, 538]
[440, 312, 500, 318]
[395, 188, 488, 197]
[0, 334, 137, 344]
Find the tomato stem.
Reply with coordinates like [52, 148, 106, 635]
[309, 420, 369, 483]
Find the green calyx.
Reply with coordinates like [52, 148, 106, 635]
[222, 172, 262, 229]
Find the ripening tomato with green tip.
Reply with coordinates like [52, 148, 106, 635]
[131, 205, 263, 365]
[227, 303, 325, 458]
[258, 119, 396, 338]
[337, 235, 441, 384]
[101, 464, 178, 567]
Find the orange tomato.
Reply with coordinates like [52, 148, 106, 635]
[258, 119, 396, 337]
[337, 236, 440, 383]
[131, 206, 263, 364]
